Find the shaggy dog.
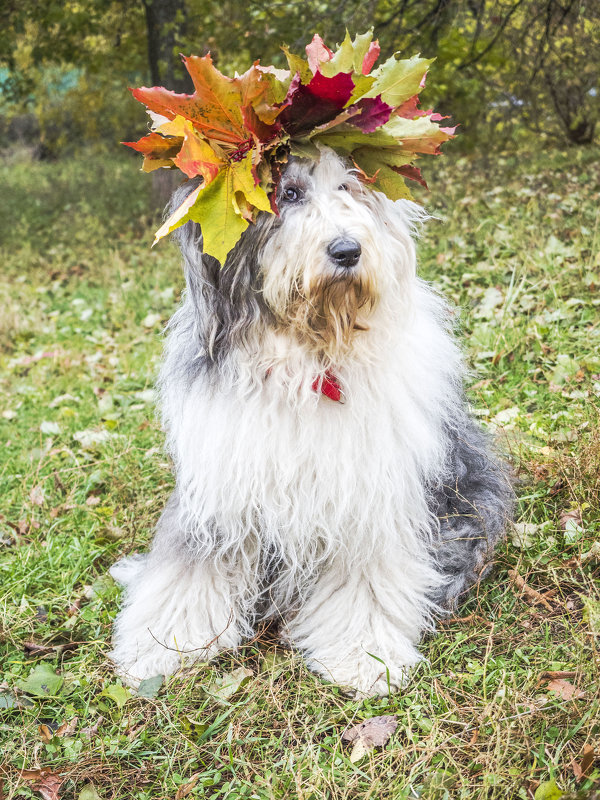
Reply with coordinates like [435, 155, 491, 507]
[110, 148, 512, 695]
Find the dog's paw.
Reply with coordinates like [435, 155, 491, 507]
[306, 648, 421, 697]
[109, 642, 211, 688]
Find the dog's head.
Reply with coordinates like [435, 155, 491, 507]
[173, 148, 425, 365]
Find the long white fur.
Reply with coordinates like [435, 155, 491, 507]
[110, 150, 466, 694]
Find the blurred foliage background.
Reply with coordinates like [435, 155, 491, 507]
[0, 0, 598, 161]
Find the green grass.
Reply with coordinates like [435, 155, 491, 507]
[0, 144, 599, 800]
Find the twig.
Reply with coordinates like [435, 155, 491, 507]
[540, 670, 577, 680]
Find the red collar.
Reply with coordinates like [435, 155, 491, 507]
[264, 368, 343, 403]
[312, 371, 343, 403]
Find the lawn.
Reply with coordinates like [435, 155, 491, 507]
[0, 143, 599, 800]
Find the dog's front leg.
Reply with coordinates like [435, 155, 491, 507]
[284, 551, 437, 696]
[109, 553, 243, 687]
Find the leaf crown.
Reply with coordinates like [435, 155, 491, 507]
[124, 31, 456, 264]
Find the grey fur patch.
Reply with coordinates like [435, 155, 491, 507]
[428, 413, 513, 610]
[165, 178, 279, 382]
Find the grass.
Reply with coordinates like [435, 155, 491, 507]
[0, 143, 599, 800]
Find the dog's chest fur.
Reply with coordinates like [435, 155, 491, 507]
[159, 281, 462, 606]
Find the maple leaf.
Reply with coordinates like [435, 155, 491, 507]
[231, 151, 272, 214]
[123, 131, 183, 160]
[153, 182, 204, 244]
[382, 114, 456, 155]
[364, 53, 434, 106]
[351, 97, 393, 132]
[173, 124, 225, 181]
[319, 30, 381, 78]
[156, 151, 273, 262]
[20, 768, 64, 800]
[281, 45, 312, 85]
[132, 55, 278, 151]
[305, 34, 334, 74]
[395, 163, 428, 189]
[280, 71, 356, 136]
[195, 167, 250, 264]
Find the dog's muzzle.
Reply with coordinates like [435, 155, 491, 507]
[327, 238, 361, 269]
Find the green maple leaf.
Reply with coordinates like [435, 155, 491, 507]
[382, 114, 453, 154]
[281, 45, 312, 84]
[346, 74, 377, 106]
[364, 54, 433, 106]
[193, 167, 249, 264]
[365, 164, 414, 201]
[309, 124, 400, 154]
[320, 29, 377, 78]
[232, 151, 272, 213]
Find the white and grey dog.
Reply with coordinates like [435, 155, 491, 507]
[110, 148, 512, 695]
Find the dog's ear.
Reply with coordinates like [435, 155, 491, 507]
[168, 179, 273, 364]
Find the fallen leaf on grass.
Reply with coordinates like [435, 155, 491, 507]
[559, 509, 585, 543]
[534, 779, 563, 800]
[558, 508, 582, 531]
[73, 429, 113, 449]
[136, 674, 163, 699]
[546, 678, 585, 701]
[181, 714, 209, 741]
[0, 689, 32, 709]
[78, 784, 103, 800]
[40, 421, 61, 435]
[40, 717, 78, 742]
[21, 768, 64, 800]
[101, 683, 130, 708]
[572, 744, 595, 781]
[204, 667, 253, 703]
[175, 773, 202, 799]
[581, 541, 600, 563]
[511, 522, 541, 549]
[81, 715, 103, 739]
[17, 664, 63, 698]
[24, 641, 79, 656]
[342, 715, 398, 762]
[508, 569, 554, 612]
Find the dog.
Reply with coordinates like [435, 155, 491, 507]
[110, 147, 512, 695]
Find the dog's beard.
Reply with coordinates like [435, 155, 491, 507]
[283, 270, 377, 362]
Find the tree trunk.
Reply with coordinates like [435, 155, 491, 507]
[142, 0, 193, 92]
[141, 0, 193, 206]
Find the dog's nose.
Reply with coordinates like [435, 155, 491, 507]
[327, 238, 361, 268]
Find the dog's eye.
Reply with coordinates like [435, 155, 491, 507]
[283, 186, 302, 203]
[338, 183, 349, 191]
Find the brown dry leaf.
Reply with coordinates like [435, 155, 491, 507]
[56, 718, 78, 737]
[38, 724, 54, 744]
[508, 569, 554, 612]
[21, 768, 64, 800]
[175, 773, 202, 799]
[546, 678, 585, 701]
[81, 716, 103, 740]
[559, 508, 583, 528]
[342, 715, 398, 762]
[572, 744, 596, 781]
